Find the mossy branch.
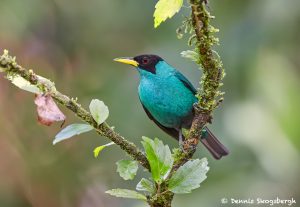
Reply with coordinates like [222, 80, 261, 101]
[0, 50, 150, 170]
[174, 0, 225, 168]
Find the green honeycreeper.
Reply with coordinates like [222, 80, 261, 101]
[114, 54, 229, 159]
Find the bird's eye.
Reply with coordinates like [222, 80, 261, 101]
[142, 58, 149, 64]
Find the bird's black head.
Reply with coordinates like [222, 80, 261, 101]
[133, 54, 163, 74]
[114, 54, 163, 74]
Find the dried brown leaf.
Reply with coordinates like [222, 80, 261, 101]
[34, 94, 66, 126]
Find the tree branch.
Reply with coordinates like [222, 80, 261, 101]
[0, 50, 150, 170]
[173, 0, 225, 169]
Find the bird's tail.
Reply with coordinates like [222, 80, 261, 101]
[200, 127, 229, 160]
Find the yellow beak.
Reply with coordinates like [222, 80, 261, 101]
[114, 57, 139, 67]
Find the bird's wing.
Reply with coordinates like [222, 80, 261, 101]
[140, 102, 179, 140]
[174, 71, 197, 95]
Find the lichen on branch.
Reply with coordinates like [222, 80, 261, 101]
[190, 0, 225, 111]
[173, 0, 225, 170]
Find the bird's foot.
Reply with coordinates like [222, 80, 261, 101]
[193, 103, 204, 114]
[179, 140, 184, 151]
[179, 130, 184, 150]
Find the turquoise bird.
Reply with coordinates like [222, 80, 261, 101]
[114, 54, 228, 159]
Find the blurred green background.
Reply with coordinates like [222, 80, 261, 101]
[0, 0, 299, 206]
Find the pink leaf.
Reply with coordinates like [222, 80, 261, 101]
[34, 94, 66, 126]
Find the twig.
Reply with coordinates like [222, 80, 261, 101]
[0, 51, 150, 170]
[172, 0, 225, 170]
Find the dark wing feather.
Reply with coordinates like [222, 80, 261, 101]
[174, 71, 197, 95]
[140, 103, 179, 140]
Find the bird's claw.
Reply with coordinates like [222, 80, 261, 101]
[193, 103, 202, 112]
[179, 140, 184, 151]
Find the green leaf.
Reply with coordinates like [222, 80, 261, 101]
[105, 189, 146, 201]
[93, 142, 115, 158]
[53, 124, 93, 145]
[136, 178, 155, 193]
[89, 99, 109, 125]
[8, 75, 41, 94]
[153, 0, 183, 28]
[168, 158, 209, 194]
[141, 137, 173, 182]
[116, 160, 138, 180]
[181, 50, 199, 62]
